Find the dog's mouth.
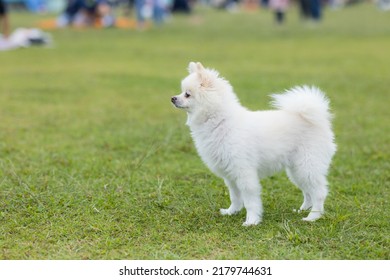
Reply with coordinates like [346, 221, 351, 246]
[172, 103, 187, 109]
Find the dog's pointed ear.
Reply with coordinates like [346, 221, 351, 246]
[188, 62, 206, 74]
[188, 62, 197, 74]
[188, 62, 214, 88]
[196, 62, 205, 72]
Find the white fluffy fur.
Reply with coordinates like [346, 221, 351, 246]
[171, 62, 337, 226]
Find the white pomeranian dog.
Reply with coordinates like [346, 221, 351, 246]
[171, 62, 336, 226]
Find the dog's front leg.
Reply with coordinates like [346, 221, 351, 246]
[220, 178, 244, 216]
[238, 174, 263, 226]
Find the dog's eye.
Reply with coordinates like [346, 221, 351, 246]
[185, 91, 191, 98]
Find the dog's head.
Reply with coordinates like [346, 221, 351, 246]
[171, 62, 222, 113]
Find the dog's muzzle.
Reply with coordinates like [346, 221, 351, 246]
[171, 96, 181, 108]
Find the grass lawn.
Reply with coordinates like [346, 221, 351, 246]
[0, 3, 389, 260]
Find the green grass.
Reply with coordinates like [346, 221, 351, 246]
[0, 4, 389, 259]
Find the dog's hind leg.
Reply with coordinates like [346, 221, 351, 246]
[287, 168, 313, 212]
[220, 178, 243, 216]
[302, 183, 328, 221]
[298, 192, 313, 212]
[287, 166, 328, 221]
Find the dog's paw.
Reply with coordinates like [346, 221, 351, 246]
[302, 211, 322, 222]
[302, 217, 316, 222]
[242, 220, 260, 227]
[242, 218, 261, 227]
[220, 208, 237, 216]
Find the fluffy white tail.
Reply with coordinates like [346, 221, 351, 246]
[271, 86, 333, 127]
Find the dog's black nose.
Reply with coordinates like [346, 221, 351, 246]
[171, 96, 177, 103]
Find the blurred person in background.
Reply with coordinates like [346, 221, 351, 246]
[310, 0, 321, 21]
[299, 0, 322, 21]
[377, 0, 390, 10]
[57, 0, 115, 27]
[269, 0, 289, 24]
[172, 0, 191, 13]
[299, 0, 311, 19]
[134, 0, 146, 29]
[135, 0, 168, 30]
[0, 0, 10, 38]
[152, 0, 166, 25]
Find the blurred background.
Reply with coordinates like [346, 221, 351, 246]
[1, 0, 390, 32]
[0, 0, 389, 260]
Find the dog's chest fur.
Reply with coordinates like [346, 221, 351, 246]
[189, 118, 239, 178]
